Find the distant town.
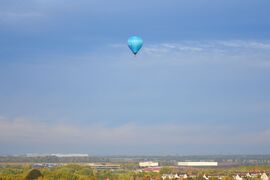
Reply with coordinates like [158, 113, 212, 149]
[1, 154, 270, 179]
[2, 154, 270, 166]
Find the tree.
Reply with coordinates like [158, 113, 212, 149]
[77, 167, 94, 176]
[159, 167, 173, 175]
[24, 169, 43, 180]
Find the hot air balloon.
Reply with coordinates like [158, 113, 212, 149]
[128, 36, 143, 55]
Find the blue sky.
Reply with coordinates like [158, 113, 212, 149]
[1, 0, 270, 155]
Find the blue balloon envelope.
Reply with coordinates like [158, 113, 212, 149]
[128, 36, 143, 55]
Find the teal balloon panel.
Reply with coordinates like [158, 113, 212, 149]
[128, 36, 143, 55]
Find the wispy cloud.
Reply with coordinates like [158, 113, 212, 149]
[0, 11, 45, 24]
[110, 40, 270, 68]
[133, 40, 270, 54]
[1, 116, 269, 147]
[113, 40, 270, 52]
[217, 41, 270, 50]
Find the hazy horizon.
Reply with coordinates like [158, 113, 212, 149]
[1, 0, 270, 155]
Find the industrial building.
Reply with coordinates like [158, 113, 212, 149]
[139, 161, 159, 168]
[178, 162, 218, 167]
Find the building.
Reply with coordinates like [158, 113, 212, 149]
[178, 162, 218, 167]
[87, 163, 121, 170]
[162, 174, 180, 179]
[143, 167, 161, 173]
[234, 174, 242, 180]
[246, 173, 252, 178]
[182, 174, 188, 179]
[261, 173, 269, 180]
[32, 163, 63, 168]
[139, 161, 159, 168]
[203, 174, 209, 180]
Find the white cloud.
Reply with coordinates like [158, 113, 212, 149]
[110, 40, 270, 68]
[0, 11, 45, 24]
[0, 116, 269, 148]
[112, 40, 270, 53]
[218, 41, 270, 50]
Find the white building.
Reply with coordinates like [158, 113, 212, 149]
[246, 173, 252, 178]
[261, 173, 269, 180]
[139, 161, 159, 167]
[234, 174, 242, 180]
[178, 162, 218, 167]
[182, 174, 188, 179]
[203, 174, 209, 180]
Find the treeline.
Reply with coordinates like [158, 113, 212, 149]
[1, 164, 156, 180]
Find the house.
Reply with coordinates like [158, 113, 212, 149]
[162, 174, 180, 179]
[181, 174, 188, 179]
[203, 174, 209, 180]
[246, 173, 252, 178]
[261, 173, 269, 180]
[234, 174, 242, 180]
[174, 174, 180, 179]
